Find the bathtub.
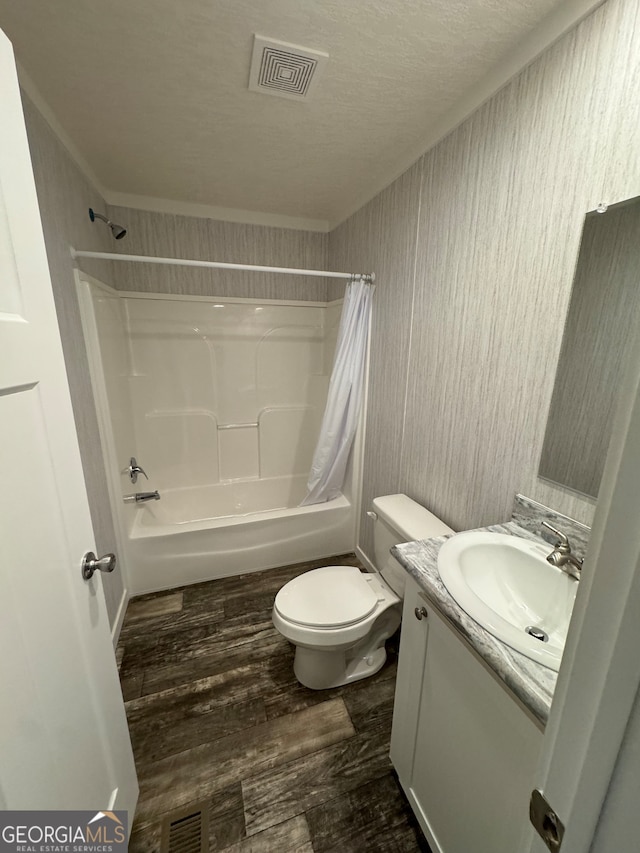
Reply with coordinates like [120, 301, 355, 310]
[126, 474, 355, 594]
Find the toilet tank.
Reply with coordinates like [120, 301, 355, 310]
[372, 494, 454, 597]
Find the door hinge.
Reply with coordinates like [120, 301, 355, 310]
[530, 789, 565, 851]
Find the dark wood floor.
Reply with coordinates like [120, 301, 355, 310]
[117, 554, 430, 852]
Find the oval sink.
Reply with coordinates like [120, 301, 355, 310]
[437, 531, 577, 671]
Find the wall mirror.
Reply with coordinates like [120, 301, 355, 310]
[539, 194, 640, 499]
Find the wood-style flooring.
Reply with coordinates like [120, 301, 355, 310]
[117, 554, 430, 852]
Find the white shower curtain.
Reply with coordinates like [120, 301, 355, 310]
[300, 278, 374, 506]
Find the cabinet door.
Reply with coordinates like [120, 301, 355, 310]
[409, 605, 542, 853]
[390, 575, 431, 783]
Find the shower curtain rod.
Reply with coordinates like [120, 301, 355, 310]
[70, 248, 375, 283]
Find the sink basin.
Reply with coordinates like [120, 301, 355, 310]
[437, 532, 577, 671]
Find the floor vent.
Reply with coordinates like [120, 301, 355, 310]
[160, 801, 209, 853]
[249, 35, 329, 101]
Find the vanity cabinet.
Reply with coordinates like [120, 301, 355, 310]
[391, 575, 543, 853]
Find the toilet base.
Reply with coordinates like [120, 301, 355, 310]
[293, 644, 387, 690]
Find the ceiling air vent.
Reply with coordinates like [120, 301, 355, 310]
[249, 35, 328, 101]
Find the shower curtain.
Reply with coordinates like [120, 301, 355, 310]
[300, 278, 374, 506]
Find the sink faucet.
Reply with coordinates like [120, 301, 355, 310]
[123, 491, 161, 504]
[542, 521, 583, 580]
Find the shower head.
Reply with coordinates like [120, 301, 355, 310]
[111, 223, 127, 240]
[89, 208, 127, 240]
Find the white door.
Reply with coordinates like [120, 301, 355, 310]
[522, 298, 640, 847]
[0, 28, 137, 817]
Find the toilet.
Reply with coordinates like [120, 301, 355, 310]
[272, 494, 454, 690]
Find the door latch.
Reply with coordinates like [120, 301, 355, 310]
[530, 789, 565, 851]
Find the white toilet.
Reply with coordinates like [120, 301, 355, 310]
[272, 494, 454, 689]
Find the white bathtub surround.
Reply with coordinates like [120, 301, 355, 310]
[79, 281, 358, 594]
[124, 295, 332, 492]
[76, 273, 137, 640]
[301, 279, 374, 506]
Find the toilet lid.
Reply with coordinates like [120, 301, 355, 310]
[274, 566, 378, 628]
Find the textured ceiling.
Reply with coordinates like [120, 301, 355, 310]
[1, 0, 574, 227]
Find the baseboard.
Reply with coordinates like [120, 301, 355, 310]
[356, 545, 376, 573]
[111, 587, 130, 648]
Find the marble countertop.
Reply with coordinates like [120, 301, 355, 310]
[392, 521, 559, 727]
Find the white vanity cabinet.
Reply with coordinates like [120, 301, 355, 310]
[391, 574, 543, 853]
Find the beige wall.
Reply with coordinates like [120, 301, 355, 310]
[330, 0, 640, 559]
[106, 206, 329, 302]
[21, 95, 125, 626]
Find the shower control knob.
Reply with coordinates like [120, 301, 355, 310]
[414, 606, 428, 621]
[81, 551, 117, 580]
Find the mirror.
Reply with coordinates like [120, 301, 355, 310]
[539, 195, 640, 499]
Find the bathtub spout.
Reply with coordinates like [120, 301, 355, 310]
[124, 490, 161, 504]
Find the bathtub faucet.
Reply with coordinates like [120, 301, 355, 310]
[124, 456, 149, 484]
[123, 490, 161, 504]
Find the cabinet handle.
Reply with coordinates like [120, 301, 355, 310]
[414, 606, 428, 620]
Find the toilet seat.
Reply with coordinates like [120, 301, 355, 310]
[272, 494, 454, 690]
[274, 566, 378, 629]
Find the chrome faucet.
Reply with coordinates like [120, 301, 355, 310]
[542, 521, 583, 580]
[123, 457, 148, 485]
[123, 491, 161, 504]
